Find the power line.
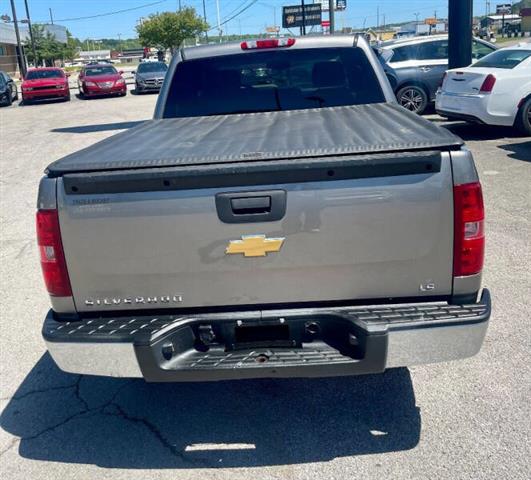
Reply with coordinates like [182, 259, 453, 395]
[34, 0, 169, 23]
[210, 0, 258, 31]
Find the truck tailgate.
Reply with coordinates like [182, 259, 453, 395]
[56, 150, 455, 312]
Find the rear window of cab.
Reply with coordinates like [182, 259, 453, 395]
[164, 47, 386, 118]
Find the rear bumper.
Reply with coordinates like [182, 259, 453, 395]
[436, 109, 486, 124]
[436, 91, 515, 127]
[43, 289, 491, 381]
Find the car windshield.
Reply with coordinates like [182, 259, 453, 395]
[85, 66, 117, 76]
[164, 47, 386, 118]
[26, 70, 63, 80]
[471, 49, 531, 69]
[138, 62, 167, 73]
[0, 75, 5, 87]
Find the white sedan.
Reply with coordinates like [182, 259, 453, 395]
[436, 43, 531, 134]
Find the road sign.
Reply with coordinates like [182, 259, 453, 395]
[282, 4, 322, 29]
[496, 4, 512, 15]
[314, 0, 347, 12]
[321, 20, 330, 27]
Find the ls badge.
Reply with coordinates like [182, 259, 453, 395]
[226, 235, 285, 257]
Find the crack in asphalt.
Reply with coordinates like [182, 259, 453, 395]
[103, 403, 210, 467]
[0, 437, 19, 458]
[2, 377, 209, 465]
[0, 381, 80, 402]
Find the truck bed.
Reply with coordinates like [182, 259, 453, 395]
[46, 103, 462, 176]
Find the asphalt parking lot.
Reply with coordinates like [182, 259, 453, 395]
[0, 92, 530, 480]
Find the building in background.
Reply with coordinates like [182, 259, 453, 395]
[396, 19, 448, 39]
[76, 49, 112, 63]
[117, 48, 144, 64]
[480, 14, 521, 33]
[0, 22, 67, 76]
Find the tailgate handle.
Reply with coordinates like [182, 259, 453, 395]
[231, 196, 271, 215]
[216, 190, 286, 224]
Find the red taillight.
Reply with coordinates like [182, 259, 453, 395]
[479, 74, 496, 93]
[453, 182, 485, 277]
[36, 209, 72, 296]
[241, 38, 296, 50]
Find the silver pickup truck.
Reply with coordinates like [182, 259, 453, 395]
[38, 35, 490, 381]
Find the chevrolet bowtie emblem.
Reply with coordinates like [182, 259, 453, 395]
[226, 235, 285, 257]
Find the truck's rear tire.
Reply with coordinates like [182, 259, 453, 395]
[515, 98, 531, 135]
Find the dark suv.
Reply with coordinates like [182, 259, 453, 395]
[0, 70, 18, 106]
[379, 35, 496, 114]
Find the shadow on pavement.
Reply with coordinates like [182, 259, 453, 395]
[52, 120, 144, 134]
[498, 141, 531, 162]
[441, 121, 524, 141]
[1, 353, 420, 469]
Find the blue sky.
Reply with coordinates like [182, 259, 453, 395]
[9, 0, 494, 39]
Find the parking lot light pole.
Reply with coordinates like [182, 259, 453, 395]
[448, 0, 473, 69]
[9, 0, 27, 77]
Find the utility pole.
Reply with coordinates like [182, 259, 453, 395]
[202, 0, 208, 42]
[329, 0, 335, 34]
[216, 0, 222, 42]
[9, 0, 27, 77]
[178, 0, 182, 11]
[449, 0, 472, 69]
[376, 5, 379, 31]
[117, 33, 122, 53]
[49, 7, 54, 24]
[23, 0, 37, 67]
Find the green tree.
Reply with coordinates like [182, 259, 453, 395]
[25, 26, 79, 66]
[62, 30, 79, 61]
[136, 8, 208, 52]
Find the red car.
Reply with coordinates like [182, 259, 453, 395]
[78, 64, 127, 98]
[21, 68, 70, 104]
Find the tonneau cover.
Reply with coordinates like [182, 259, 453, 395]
[46, 103, 463, 176]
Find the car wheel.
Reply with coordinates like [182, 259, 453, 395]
[64, 93, 71, 102]
[397, 85, 428, 115]
[3, 92, 12, 106]
[13, 88, 18, 101]
[515, 97, 531, 135]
